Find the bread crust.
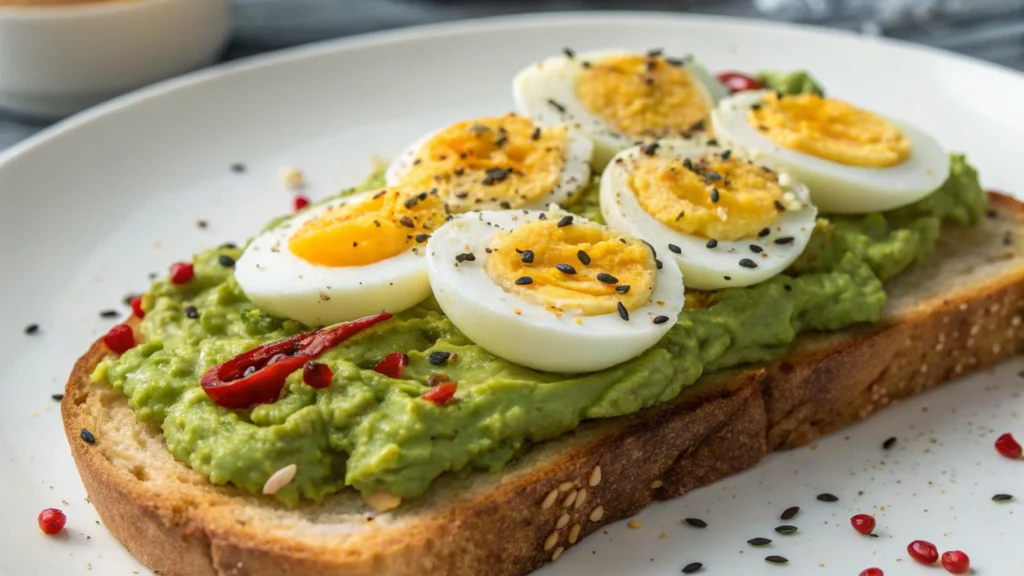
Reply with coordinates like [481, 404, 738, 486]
[64, 193, 1024, 576]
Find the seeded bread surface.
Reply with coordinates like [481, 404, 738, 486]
[63, 193, 1024, 576]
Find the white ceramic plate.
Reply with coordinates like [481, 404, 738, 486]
[1, 12, 1022, 576]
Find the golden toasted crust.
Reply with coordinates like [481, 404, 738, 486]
[64, 193, 1024, 576]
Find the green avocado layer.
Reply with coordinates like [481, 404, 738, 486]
[94, 154, 984, 504]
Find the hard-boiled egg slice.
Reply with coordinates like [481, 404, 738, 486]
[385, 113, 592, 213]
[600, 140, 818, 290]
[711, 90, 950, 213]
[513, 49, 728, 169]
[235, 188, 445, 326]
[426, 208, 684, 373]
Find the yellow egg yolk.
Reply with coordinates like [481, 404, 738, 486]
[485, 219, 656, 316]
[396, 114, 568, 212]
[748, 93, 911, 168]
[628, 152, 783, 241]
[576, 54, 711, 139]
[288, 188, 446, 267]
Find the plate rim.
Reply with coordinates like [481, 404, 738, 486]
[2, 10, 1023, 173]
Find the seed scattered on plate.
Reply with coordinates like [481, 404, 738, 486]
[99, 309, 120, 319]
[280, 167, 305, 189]
[681, 562, 703, 573]
[262, 463, 298, 495]
[780, 506, 799, 520]
[765, 555, 788, 564]
[684, 518, 707, 528]
[992, 493, 1014, 502]
[24, 323, 40, 335]
[230, 162, 246, 174]
[51, 394, 64, 401]
[817, 493, 839, 502]
[883, 437, 897, 450]
[775, 525, 798, 535]
[748, 537, 772, 546]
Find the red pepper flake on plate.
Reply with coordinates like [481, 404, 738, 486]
[38, 508, 66, 535]
[714, 71, 763, 94]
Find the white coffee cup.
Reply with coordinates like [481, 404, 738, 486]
[0, 0, 231, 119]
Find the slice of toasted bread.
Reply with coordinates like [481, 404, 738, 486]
[63, 193, 1024, 576]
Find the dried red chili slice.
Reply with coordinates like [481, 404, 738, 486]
[373, 352, 409, 379]
[421, 382, 457, 405]
[715, 71, 763, 94]
[200, 313, 391, 409]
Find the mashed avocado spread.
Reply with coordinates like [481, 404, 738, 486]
[93, 78, 987, 505]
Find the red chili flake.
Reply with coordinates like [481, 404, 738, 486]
[940, 550, 970, 574]
[103, 324, 135, 354]
[169, 262, 194, 285]
[908, 540, 939, 565]
[302, 361, 333, 389]
[294, 195, 311, 212]
[421, 382, 457, 405]
[859, 569, 883, 576]
[38, 508, 66, 535]
[850, 514, 876, 535]
[995, 432, 1022, 459]
[373, 352, 408, 379]
[130, 296, 145, 319]
[715, 71, 763, 93]
[200, 313, 391, 409]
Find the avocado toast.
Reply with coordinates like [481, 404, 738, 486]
[63, 55, 1024, 575]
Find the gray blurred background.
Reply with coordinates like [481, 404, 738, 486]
[2, 0, 1022, 149]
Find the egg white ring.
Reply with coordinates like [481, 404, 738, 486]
[512, 49, 727, 170]
[600, 139, 819, 290]
[426, 209, 685, 373]
[711, 90, 950, 214]
[384, 122, 594, 211]
[234, 190, 432, 327]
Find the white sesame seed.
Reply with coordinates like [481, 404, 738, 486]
[262, 464, 297, 495]
[627, 520, 642, 529]
[919, 364, 928, 374]
[589, 466, 602, 487]
[650, 479, 663, 489]
[993, 343, 1002, 354]
[569, 523, 582, 544]
[1013, 316, 1022, 326]
[959, 303, 968, 311]
[279, 167, 305, 190]
[564, 489, 578, 508]
[967, 338, 975, 347]
[589, 506, 605, 522]
[970, 324, 980, 336]
[552, 546, 565, 561]
[544, 531, 559, 551]
[556, 513, 570, 529]
[363, 490, 402, 512]
[778, 173, 791, 186]
[935, 342, 944, 352]
[558, 481, 574, 492]
[542, 489, 559, 509]
[574, 488, 587, 510]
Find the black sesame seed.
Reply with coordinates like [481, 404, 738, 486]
[817, 493, 839, 502]
[668, 244, 682, 254]
[563, 47, 575, 58]
[494, 135, 508, 148]
[739, 258, 757, 268]
[706, 172, 722, 182]
[993, 494, 1014, 502]
[783, 284, 792, 292]
[218, 242, 238, 250]
[531, 127, 541, 141]
[80, 429, 96, 444]
[883, 437, 897, 450]
[706, 138, 718, 146]
[455, 253, 476, 263]
[51, 394, 64, 401]
[577, 250, 591, 265]
[705, 239, 718, 249]
[868, 533, 879, 538]
[415, 234, 430, 243]
[723, 276, 731, 281]
[656, 259, 663, 269]
[556, 263, 577, 275]
[684, 518, 707, 528]
[747, 537, 771, 546]
[499, 201, 511, 209]
[775, 525, 798, 535]
[428, 351, 451, 365]
[709, 189, 720, 203]
[185, 306, 199, 319]
[617, 302, 629, 321]
[765, 556, 788, 565]
[683, 158, 693, 171]
[775, 200, 786, 211]
[596, 273, 618, 284]
[642, 142, 660, 156]
[547, 99, 566, 113]
[653, 315, 669, 324]
[24, 323, 39, 335]
[720, 149, 732, 160]
[688, 120, 705, 133]
[400, 216, 415, 228]
[987, 209, 998, 219]
[520, 250, 535, 264]
[676, 210, 686, 221]
[557, 215, 574, 227]
[758, 227, 770, 238]
[616, 285, 631, 294]
[749, 245, 763, 254]
[538, 213, 548, 220]
[781, 506, 799, 520]
[482, 167, 512, 186]
[99, 309, 119, 319]
[682, 562, 703, 573]
[230, 162, 246, 174]
[774, 237, 794, 245]
[404, 196, 420, 209]
[218, 254, 236, 268]
[515, 276, 533, 285]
